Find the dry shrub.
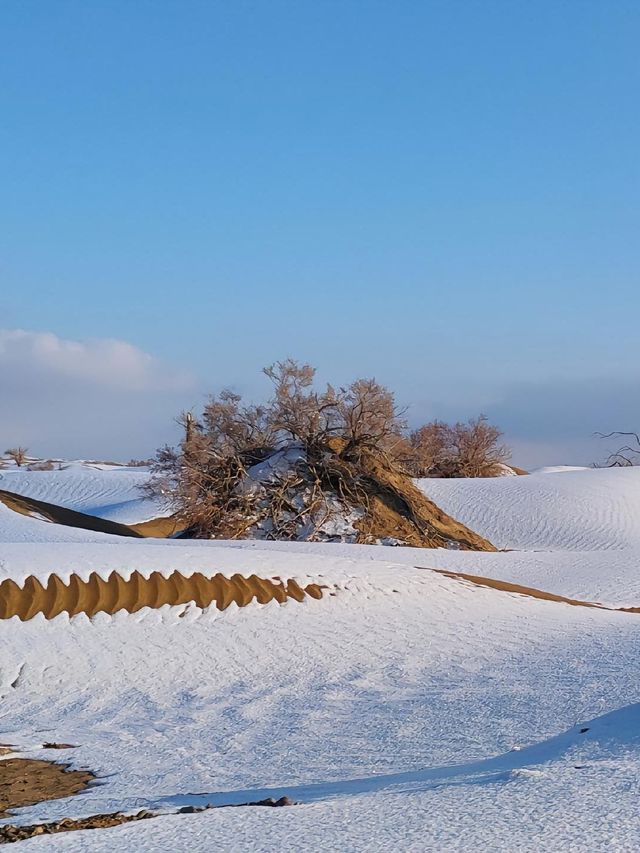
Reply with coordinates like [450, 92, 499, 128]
[5, 447, 28, 467]
[407, 416, 510, 478]
[338, 378, 408, 458]
[407, 420, 450, 476]
[149, 361, 408, 538]
[149, 362, 509, 540]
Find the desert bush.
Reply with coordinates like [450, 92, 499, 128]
[148, 361, 408, 537]
[338, 378, 407, 457]
[407, 420, 450, 476]
[407, 416, 510, 478]
[5, 447, 29, 467]
[263, 360, 335, 446]
[446, 416, 511, 477]
[149, 362, 511, 537]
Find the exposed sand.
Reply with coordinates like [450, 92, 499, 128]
[130, 516, 185, 538]
[328, 441, 497, 551]
[0, 490, 142, 538]
[0, 756, 93, 818]
[0, 571, 325, 621]
[423, 566, 640, 613]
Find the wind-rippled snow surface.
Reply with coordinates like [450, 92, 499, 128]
[1, 466, 640, 851]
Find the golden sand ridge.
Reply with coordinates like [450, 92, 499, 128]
[0, 571, 325, 621]
[421, 566, 640, 614]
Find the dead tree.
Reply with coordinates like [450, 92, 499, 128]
[596, 431, 640, 467]
[5, 447, 28, 467]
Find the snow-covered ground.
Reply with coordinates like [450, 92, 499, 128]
[416, 465, 640, 551]
[0, 462, 169, 525]
[1, 466, 639, 850]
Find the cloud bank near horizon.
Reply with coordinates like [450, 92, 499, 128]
[0, 329, 198, 460]
[1, 329, 638, 469]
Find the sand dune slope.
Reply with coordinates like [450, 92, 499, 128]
[417, 465, 640, 550]
[2, 468, 640, 850]
[0, 490, 142, 538]
[0, 463, 167, 526]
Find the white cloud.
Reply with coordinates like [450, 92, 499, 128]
[0, 330, 198, 459]
[0, 329, 192, 392]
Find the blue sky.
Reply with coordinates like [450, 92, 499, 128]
[1, 1, 639, 465]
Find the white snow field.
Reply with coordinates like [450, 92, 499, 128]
[1, 466, 640, 850]
[417, 465, 640, 551]
[0, 462, 168, 525]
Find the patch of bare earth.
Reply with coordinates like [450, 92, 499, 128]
[423, 566, 640, 613]
[129, 516, 185, 537]
[0, 811, 154, 844]
[350, 445, 496, 550]
[0, 755, 94, 819]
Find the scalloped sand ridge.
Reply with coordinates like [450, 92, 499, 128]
[0, 571, 324, 621]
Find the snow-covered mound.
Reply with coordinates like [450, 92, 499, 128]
[416, 465, 640, 551]
[0, 462, 169, 525]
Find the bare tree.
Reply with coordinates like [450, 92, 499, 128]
[5, 447, 29, 467]
[338, 378, 407, 457]
[596, 431, 640, 467]
[263, 360, 340, 448]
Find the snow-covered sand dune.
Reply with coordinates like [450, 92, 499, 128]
[0, 463, 168, 526]
[417, 465, 640, 551]
[2, 555, 640, 850]
[1, 465, 640, 850]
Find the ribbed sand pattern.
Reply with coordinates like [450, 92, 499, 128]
[0, 571, 324, 621]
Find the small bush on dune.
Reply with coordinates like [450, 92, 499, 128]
[407, 416, 510, 478]
[406, 420, 450, 476]
[5, 447, 29, 467]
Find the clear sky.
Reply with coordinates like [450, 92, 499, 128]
[1, 1, 639, 466]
